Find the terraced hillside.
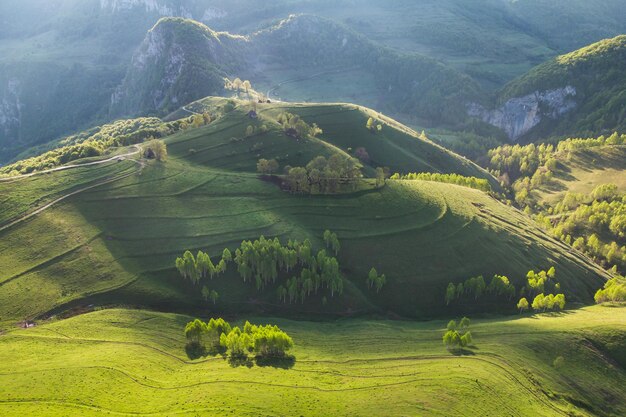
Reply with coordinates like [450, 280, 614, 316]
[0, 305, 624, 416]
[0, 100, 609, 326]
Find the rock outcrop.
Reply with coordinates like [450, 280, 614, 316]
[110, 18, 244, 117]
[467, 86, 576, 141]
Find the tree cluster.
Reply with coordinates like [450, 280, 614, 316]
[185, 317, 294, 359]
[445, 274, 515, 305]
[594, 276, 626, 303]
[390, 172, 491, 192]
[366, 267, 387, 292]
[277, 112, 322, 139]
[233, 234, 344, 303]
[530, 293, 566, 312]
[221, 321, 294, 359]
[142, 139, 167, 161]
[257, 158, 279, 175]
[185, 317, 232, 349]
[175, 249, 231, 284]
[442, 317, 473, 352]
[284, 154, 362, 194]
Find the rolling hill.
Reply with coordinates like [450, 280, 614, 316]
[0, 98, 609, 326]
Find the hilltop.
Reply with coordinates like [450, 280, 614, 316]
[0, 98, 609, 326]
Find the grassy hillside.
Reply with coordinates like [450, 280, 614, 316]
[0, 99, 609, 326]
[0, 305, 624, 416]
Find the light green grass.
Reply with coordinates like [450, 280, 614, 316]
[0, 305, 624, 416]
[0, 102, 610, 326]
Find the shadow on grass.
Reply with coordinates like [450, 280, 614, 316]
[449, 348, 476, 356]
[255, 355, 296, 369]
[228, 356, 254, 368]
[185, 343, 226, 360]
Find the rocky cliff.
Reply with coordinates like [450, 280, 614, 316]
[467, 86, 577, 141]
[110, 18, 245, 117]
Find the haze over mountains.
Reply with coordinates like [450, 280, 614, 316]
[3, 0, 626, 161]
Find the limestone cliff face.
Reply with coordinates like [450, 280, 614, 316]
[110, 18, 244, 117]
[468, 86, 577, 141]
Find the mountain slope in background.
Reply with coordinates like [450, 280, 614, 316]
[470, 35, 626, 142]
[112, 16, 480, 124]
[4, 0, 626, 161]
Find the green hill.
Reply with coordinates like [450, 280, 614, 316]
[0, 99, 609, 326]
[0, 305, 623, 416]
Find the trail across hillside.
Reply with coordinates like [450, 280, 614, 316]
[0, 157, 144, 233]
[0, 146, 141, 182]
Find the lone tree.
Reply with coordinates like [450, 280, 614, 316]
[517, 297, 529, 314]
[143, 139, 167, 161]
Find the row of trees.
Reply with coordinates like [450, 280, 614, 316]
[445, 274, 516, 305]
[389, 172, 491, 192]
[517, 293, 566, 313]
[442, 317, 473, 352]
[185, 318, 294, 359]
[283, 154, 363, 194]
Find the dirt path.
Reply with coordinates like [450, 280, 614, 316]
[0, 146, 140, 182]
[0, 158, 145, 233]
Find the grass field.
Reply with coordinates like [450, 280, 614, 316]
[0, 101, 610, 327]
[0, 305, 624, 416]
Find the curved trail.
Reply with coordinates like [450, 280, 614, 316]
[0, 158, 145, 233]
[0, 146, 140, 182]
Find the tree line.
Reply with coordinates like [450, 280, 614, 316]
[390, 172, 491, 192]
[185, 317, 294, 359]
[445, 274, 516, 305]
[282, 154, 363, 194]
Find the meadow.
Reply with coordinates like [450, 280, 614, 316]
[0, 305, 623, 416]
